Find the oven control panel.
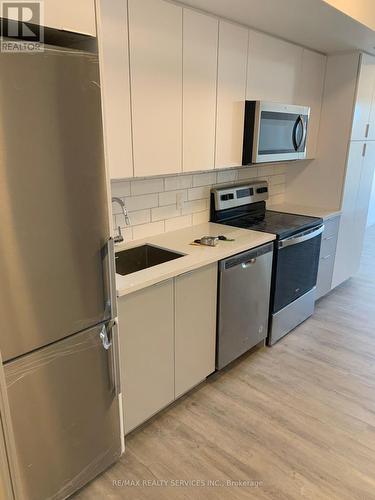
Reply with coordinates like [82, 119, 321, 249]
[212, 181, 269, 211]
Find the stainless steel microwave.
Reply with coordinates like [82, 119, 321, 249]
[242, 101, 310, 164]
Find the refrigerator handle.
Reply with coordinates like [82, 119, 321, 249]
[106, 237, 118, 319]
[100, 319, 121, 397]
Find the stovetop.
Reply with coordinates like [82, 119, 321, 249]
[217, 210, 323, 240]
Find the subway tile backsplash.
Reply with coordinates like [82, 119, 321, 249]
[111, 165, 287, 241]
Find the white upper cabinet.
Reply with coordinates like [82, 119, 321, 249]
[247, 30, 303, 103]
[44, 0, 96, 36]
[128, 0, 182, 176]
[183, 10, 218, 172]
[366, 56, 375, 141]
[351, 54, 375, 141]
[296, 49, 326, 158]
[96, 0, 133, 179]
[215, 21, 248, 169]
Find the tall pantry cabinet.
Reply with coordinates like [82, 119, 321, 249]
[332, 54, 375, 287]
[286, 52, 375, 290]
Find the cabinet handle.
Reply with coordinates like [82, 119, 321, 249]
[362, 143, 367, 157]
[365, 124, 370, 138]
[321, 255, 332, 260]
[323, 236, 335, 241]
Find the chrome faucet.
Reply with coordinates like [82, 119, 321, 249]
[111, 197, 131, 244]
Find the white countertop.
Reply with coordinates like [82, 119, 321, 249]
[267, 202, 341, 221]
[115, 223, 275, 297]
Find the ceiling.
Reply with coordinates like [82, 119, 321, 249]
[179, 0, 375, 55]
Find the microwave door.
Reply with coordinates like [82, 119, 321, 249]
[256, 110, 301, 163]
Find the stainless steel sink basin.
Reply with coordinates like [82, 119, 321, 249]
[115, 244, 185, 276]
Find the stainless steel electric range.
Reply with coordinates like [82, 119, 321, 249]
[211, 181, 324, 345]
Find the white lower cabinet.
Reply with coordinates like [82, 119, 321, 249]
[333, 141, 375, 288]
[175, 265, 217, 398]
[316, 216, 340, 300]
[119, 279, 175, 434]
[118, 264, 218, 434]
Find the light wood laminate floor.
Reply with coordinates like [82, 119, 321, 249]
[76, 227, 375, 500]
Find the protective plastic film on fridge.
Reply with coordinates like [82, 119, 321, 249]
[0, 44, 122, 499]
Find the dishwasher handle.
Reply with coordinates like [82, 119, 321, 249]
[221, 242, 274, 271]
[242, 258, 257, 269]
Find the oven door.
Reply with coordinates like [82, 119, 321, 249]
[253, 102, 309, 164]
[272, 225, 324, 313]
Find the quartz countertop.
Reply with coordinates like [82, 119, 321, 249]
[115, 223, 275, 297]
[267, 202, 341, 221]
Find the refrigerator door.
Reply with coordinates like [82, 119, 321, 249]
[0, 46, 111, 362]
[4, 323, 122, 500]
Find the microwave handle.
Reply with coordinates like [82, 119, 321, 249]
[299, 115, 307, 151]
[292, 115, 306, 151]
[292, 116, 300, 151]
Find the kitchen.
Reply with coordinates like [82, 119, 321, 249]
[1, 0, 375, 499]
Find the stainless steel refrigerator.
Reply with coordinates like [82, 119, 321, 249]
[0, 44, 122, 499]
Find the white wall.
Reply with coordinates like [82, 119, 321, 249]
[367, 175, 375, 227]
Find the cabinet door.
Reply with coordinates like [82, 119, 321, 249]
[332, 142, 365, 288]
[129, 0, 182, 176]
[215, 21, 248, 169]
[96, 0, 133, 179]
[366, 55, 375, 140]
[44, 0, 96, 36]
[183, 9, 218, 172]
[119, 280, 174, 434]
[247, 30, 303, 103]
[351, 54, 375, 141]
[316, 216, 340, 300]
[175, 264, 217, 398]
[296, 49, 326, 159]
[352, 142, 375, 257]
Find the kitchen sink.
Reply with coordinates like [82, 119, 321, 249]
[115, 244, 185, 276]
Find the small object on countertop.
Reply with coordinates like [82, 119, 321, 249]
[194, 236, 218, 246]
[193, 235, 236, 246]
[218, 235, 235, 242]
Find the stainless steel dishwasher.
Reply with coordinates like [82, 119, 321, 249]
[217, 242, 274, 369]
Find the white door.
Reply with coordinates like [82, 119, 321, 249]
[352, 142, 375, 255]
[119, 280, 175, 434]
[183, 9, 218, 172]
[295, 49, 326, 159]
[174, 265, 217, 398]
[332, 142, 365, 287]
[351, 54, 375, 141]
[247, 30, 303, 103]
[129, 0, 182, 176]
[215, 20, 248, 169]
[44, 0, 96, 36]
[366, 55, 375, 141]
[96, 0, 133, 179]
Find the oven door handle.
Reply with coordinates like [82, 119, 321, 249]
[278, 225, 324, 249]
